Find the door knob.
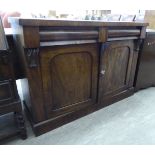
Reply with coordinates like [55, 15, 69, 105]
[100, 70, 105, 76]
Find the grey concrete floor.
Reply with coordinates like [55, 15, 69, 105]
[3, 87, 155, 145]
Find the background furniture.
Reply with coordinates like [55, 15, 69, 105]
[135, 30, 155, 90]
[0, 11, 21, 28]
[10, 18, 147, 136]
[0, 18, 27, 141]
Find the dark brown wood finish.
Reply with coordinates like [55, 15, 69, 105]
[40, 44, 98, 118]
[108, 29, 140, 38]
[98, 40, 134, 104]
[9, 18, 148, 27]
[135, 30, 155, 90]
[9, 18, 147, 136]
[39, 30, 99, 41]
[0, 18, 27, 141]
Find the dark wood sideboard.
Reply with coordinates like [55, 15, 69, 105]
[9, 18, 148, 136]
[135, 30, 155, 90]
[0, 19, 27, 140]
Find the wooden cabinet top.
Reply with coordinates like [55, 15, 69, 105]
[9, 18, 148, 48]
[9, 18, 148, 27]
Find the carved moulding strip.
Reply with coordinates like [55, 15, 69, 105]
[24, 48, 39, 68]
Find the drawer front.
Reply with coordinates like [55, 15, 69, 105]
[0, 80, 14, 105]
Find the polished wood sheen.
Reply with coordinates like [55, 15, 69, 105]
[9, 18, 148, 136]
[40, 44, 98, 117]
[9, 18, 148, 27]
[98, 40, 134, 104]
[135, 30, 155, 90]
[39, 30, 98, 41]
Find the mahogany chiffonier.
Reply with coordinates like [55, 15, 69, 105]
[9, 18, 148, 136]
[0, 18, 27, 140]
[135, 29, 155, 90]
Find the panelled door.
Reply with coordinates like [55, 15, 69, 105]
[98, 40, 135, 103]
[40, 43, 99, 118]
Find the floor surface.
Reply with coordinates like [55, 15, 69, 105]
[2, 87, 155, 145]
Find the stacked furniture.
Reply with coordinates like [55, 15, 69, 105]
[135, 29, 155, 90]
[9, 18, 148, 136]
[0, 18, 27, 140]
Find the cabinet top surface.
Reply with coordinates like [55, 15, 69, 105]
[9, 17, 148, 27]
